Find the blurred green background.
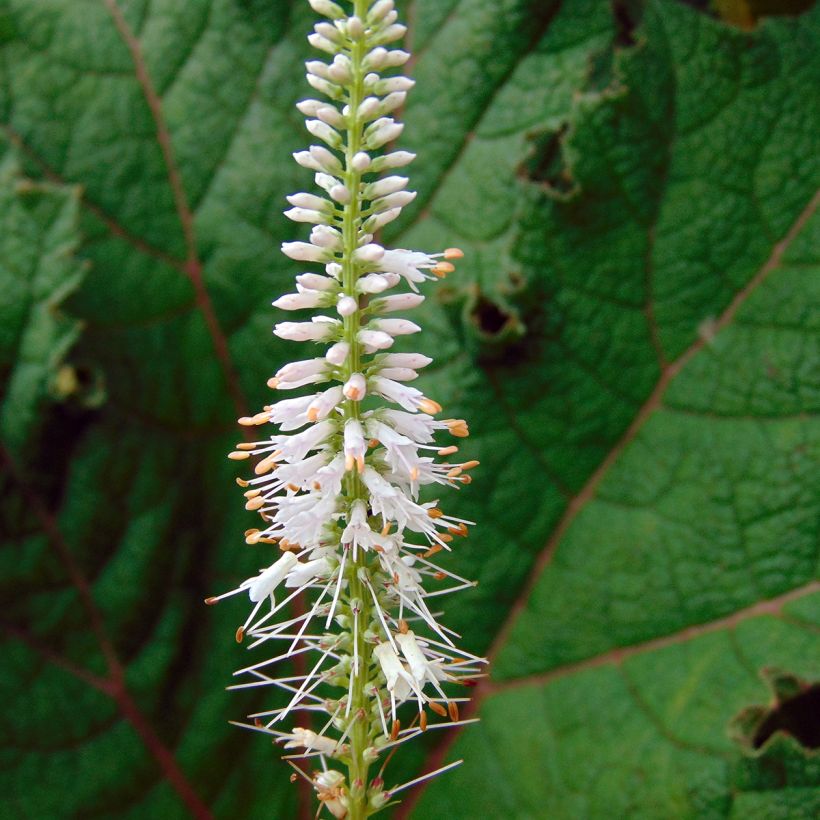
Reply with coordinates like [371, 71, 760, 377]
[1, 0, 819, 817]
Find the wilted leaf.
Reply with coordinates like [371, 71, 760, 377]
[0, 0, 817, 818]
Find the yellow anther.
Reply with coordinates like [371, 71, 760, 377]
[418, 398, 442, 414]
[444, 248, 464, 259]
[228, 451, 251, 461]
[245, 496, 265, 511]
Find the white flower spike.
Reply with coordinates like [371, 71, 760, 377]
[210, 2, 485, 817]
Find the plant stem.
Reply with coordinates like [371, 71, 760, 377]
[342, 2, 372, 816]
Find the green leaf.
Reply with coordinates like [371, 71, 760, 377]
[0, 0, 818, 818]
[0, 155, 86, 454]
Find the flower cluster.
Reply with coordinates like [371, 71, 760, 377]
[209, 1, 485, 816]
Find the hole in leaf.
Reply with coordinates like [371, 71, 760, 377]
[520, 127, 577, 198]
[611, 0, 642, 47]
[472, 297, 511, 336]
[753, 684, 820, 750]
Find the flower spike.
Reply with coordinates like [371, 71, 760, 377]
[210, 2, 485, 816]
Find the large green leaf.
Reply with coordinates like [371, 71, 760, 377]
[0, 1, 817, 818]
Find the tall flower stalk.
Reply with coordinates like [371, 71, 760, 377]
[210, 1, 485, 816]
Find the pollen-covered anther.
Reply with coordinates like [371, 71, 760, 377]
[420, 711, 428, 731]
[438, 445, 458, 456]
[418, 398, 442, 414]
[428, 507, 443, 519]
[432, 261, 454, 278]
[446, 419, 470, 437]
[461, 460, 480, 471]
[448, 701, 460, 721]
[446, 467, 463, 479]
[438, 533, 454, 543]
[245, 496, 265, 511]
[235, 627, 245, 643]
[429, 701, 447, 718]
[236, 443, 256, 451]
[235, 477, 249, 488]
[449, 523, 469, 537]
[390, 720, 401, 740]
[399, 619, 409, 634]
[244, 529, 262, 544]
[228, 451, 251, 461]
[444, 247, 464, 259]
[434, 571, 447, 580]
[423, 544, 443, 558]
[254, 455, 278, 475]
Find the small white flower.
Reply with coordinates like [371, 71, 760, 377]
[281, 241, 331, 263]
[283, 728, 340, 755]
[245, 552, 298, 605]
[325, 341, 350, 366]
[343, 372, 367, 401]
[274, 317, 339, 342]
[343, 418, 366, 473]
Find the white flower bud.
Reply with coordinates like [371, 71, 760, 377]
[371, 150, 415, 170]
[306, 120, 343, 149]
[346, 15, 365, 39]
[336, 295, 358, 317]
[373, 190, 416, 210]
[325, 341, 350, 366]
[329, 184, 351, 204]
[372, 293, 425, 313]
[308, 0, 345, 19]
[281, 241, 329, 262]
[287, 192, 332, 211]
[284, 207, 327, 224]
[365, 119, 404, 150]
[310, 225, 342, 249]
[380, 91, 406, 114]
[306, 33, 339, 55]
[383, 49, 410, 67]
[293, 150, 323, 171]
[326, 262, 343, 279]
[316, 104, 345, 129]
[358, 329, 394, 351]
[357, 273, 391, 294]
[378, 78, 414, 96]
[365, 176, 408, 199]
[376, 24, 407, 45]
[354, 243, 385, 263]
[371, 318, 421, 336]
[380, 352, 433, 369]
[315, 172, 341, 193]
[368, 0, 395, 22]
[272, 291, 325, 310]
[306, 73, 341, 97]
[363, 207, 403, 232]
[305, 60, 331, 79]
[327, 54, 352, 84]
[314, 22, 343, 42]
[296, 272, 337, 291]
[364, 47, 388, 70]
[358, 96, 381, 120]
[351, 151, 371, 172]
[274, 319, 337, 342]
[296, 98, 323, 117]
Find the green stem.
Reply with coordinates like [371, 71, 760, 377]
[342, 2, 373, 817]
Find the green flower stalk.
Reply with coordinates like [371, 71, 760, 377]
[209, 1, 485, 816]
